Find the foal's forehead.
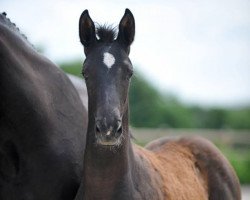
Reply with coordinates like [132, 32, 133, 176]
[85, 44, 132, 70]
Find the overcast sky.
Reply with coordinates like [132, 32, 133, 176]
[2, 0, 250, 107]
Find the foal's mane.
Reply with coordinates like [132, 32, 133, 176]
[0, 12, 35, 49]
[96, 24, 117, 43]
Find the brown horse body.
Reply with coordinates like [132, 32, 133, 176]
[135, 142, 207, 200]
[75, 9, 241, 200]
[138, 135, 241, 199]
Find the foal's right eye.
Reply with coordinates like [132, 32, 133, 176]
[82, 69, 89, 80]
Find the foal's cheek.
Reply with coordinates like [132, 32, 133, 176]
[120, 86, 129, 105]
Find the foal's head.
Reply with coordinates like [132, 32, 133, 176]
[79, 9, 135, 147]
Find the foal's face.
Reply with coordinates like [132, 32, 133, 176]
[83, 43, 133, 146]
[79, 9, 135, 146]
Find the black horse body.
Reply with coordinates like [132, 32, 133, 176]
[0, 13, 87, 200]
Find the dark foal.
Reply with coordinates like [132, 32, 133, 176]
[0, 13, 87, 200]
[75, 9, 241, 200]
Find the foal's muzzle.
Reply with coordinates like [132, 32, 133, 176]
[95, 117, 123, 146]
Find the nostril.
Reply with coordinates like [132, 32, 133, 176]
[95, 124, 101, 134]
[117, 123, 122, 134]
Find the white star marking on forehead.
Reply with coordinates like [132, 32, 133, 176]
[103, 52, 115, 68]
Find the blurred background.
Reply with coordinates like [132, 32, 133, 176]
[2, 0, 250, 195]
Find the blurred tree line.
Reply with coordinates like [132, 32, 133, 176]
[60, 60, 250, 129]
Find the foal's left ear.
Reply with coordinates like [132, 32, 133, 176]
[116, 9, 135, 53]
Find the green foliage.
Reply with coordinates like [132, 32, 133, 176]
[60, 60, 83, 78]
[129, 74, 193, 128]
[129, 72, 250, 129]
[219, 146, 250, 184]
[225, 108, 250, 129]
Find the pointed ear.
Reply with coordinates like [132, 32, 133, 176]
[116, 9, 135, 52]
[79, 10, 97, 49]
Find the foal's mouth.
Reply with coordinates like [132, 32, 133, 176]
[97, 139, 121, 146]
[96, 135, 123, 147]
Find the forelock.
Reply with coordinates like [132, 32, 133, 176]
[96, 24, 117, 43]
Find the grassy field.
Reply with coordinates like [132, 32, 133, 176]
[132, 128, 250, 184]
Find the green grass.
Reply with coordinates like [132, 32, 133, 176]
[220, 147, 250, 184]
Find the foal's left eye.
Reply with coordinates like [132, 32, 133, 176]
[126, 69, 133, 80]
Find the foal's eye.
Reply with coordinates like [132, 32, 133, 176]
[82, 69, 89, 80]
[127, 69, 133, 80]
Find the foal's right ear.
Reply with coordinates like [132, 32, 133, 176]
[117, 9, 135, 52]
[79, 10, 97, 51]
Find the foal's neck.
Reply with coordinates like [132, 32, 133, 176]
[83, 104, 136, 199]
